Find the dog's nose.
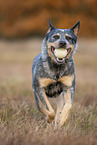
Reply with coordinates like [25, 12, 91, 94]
[59, 41, 66, 48]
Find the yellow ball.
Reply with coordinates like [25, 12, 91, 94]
[54, 49, 67, 58]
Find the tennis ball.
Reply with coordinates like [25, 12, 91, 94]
[54, 49, 67, 58]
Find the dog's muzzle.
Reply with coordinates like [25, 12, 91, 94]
[51, 46, 71, 64]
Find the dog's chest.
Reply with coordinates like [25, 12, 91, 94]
[39, 75, 74, 98]
[44, 81, 64, 97]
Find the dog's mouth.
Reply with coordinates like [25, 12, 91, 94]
[51, 46, 71, 63]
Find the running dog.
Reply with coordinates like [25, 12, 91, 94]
[32, 21, 80, 127]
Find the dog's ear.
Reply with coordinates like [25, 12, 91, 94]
[71, 21, 80, 36]
[46, 21, 56, 34]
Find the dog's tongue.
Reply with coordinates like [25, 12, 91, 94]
[54, 49, 67, 58]
[57, 58, 65, 62]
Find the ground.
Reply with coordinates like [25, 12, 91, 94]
[0, 38, 97, 145]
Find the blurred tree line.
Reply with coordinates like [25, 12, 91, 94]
[0, 0, 97, 38]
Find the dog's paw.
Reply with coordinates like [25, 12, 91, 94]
[46, 111, 55, 123]
[56, 114, 68, 126]
[46, 116, 55, 123]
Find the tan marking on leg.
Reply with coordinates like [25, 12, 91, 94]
[39, 78, 55, 88]
[39, 78, 55, 122]
[39, 98, 55, 123]
[42, 92, 55, 123]
[58, 103, 72, 126]
[56, 94, 64, 115]
[56, 90, 72, 126]
[64, 89, 71, 103]
[37, 94, 50, 117]
[36, 92, 55, 123]
[43, 92, 55, 115]
[38, 99, 47, 116]
[55, 93, 64, 127]
[59, 75, 74, 87]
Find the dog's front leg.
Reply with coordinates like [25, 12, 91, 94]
[34, 90, 55, 123]
[56, 88, 73, 126]
[42, 91, 55, 123]
[55, 92, 65, 127]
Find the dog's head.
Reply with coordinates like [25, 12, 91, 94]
[42, 21, 80, 64]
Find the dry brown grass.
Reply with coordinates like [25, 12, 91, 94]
[0, 38, 97, 145]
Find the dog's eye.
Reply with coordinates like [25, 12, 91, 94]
[66, 36, 72, 41]
[53, 35, 60, 40]
[66, 36, 75, 43]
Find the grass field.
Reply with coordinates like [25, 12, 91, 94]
[0, 38, 97, 145]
